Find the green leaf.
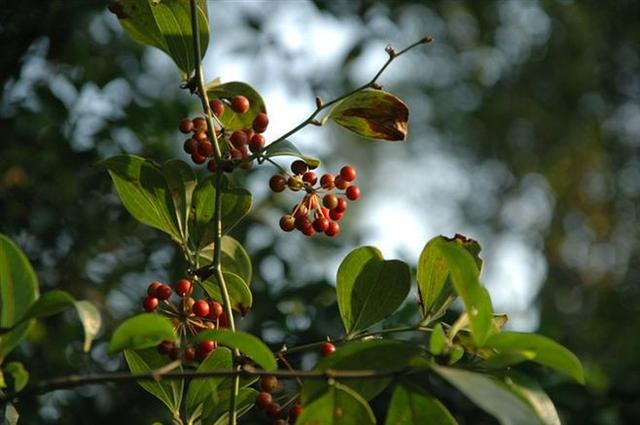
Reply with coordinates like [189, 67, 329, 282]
[3, 402, 19, 425]
[204, 388, 258, 425]
[418, 236, 493, 345]
[3, 362, 29, 392]
[432, 365, 544, 425]
[199, 236, 253, 285]
[201, 272, 253, 315]
[74, 301, 102, 352]
[161, 159, 197, 241]
[297, 382, 376, 425]
[195, 329, 276, 371]
[385, 382, 458, 425]
[302, 340, 424, 403]
[108, 0, 209, 75]
[328, 89, 409, 141]
[336, 246, 411, 335]
[482, 351, 537, 369]
[206, 81, 266, 131]
[186, 347, 232, 418]
[109, 313, 176, 355]
[483, 332, 585, 384]
[101, 155, 181, 242]
[262, 140, 320, 168]
[0, 234, 39, 360]
[504, 371, 561, 425]
[18, 290, 74, 323]
[190, 175, 252, 248]
[430, 323, 448, 355]
[124, 348, 183, 414]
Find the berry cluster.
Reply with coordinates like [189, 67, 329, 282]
[143, 279, 226, 362]
[255, 375, 302, 424]
[179, 94, 270, 173]
[269, 161, 360, 237]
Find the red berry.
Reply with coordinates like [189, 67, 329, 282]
[267, 175, 285, 193]
[168, 347, 180, 360]
[340, 165, 356, 182]
[334, 176, 349, 190]
[291, 160, 307, 175]
[313, 217, 329, 232]
[323, 193, 338, 210]
[194, 130, 208, 142]
[175, 279, 192, 297]
[289, 404, 303, 421]
[231, 95, 250, 114]
[209, 301, 224, 320]
[260, 375, 279, 393]
[346, 185, 360, 201]
[279, 215, 295, 232]
[147, 281, 162, 296]
[292, 203, 308, 218]
[191, 152, 206, 165]
[243, 128, 255, 140]
[248, 134, 265, 152]
[157, 340, 174, 355]
[230, 130, 247, 148]
[184, 347, 197, 361]
[302, 171, 317, 185]
[143, 296, 159, 312]
[218, 311, 229, 328]
[333, 198, 347, 213]
[193, 117, 207, 132]
[329, 210, 343, 221]
[210, 99, 225, 117]
[199, 339, 216, 353]
[294, 215, 311, 232]
[256, 391, 272, 409]
[207, 159, 217, 174]
[252, 112, 269, 133]
[325, 222, 340, 237]
[321, 342, 336, 357]
[266, 402, 281, 418]
[156, 284, 173, 300]
[198, 141, 213, 157]
[179, 118, 193, 134]
[193, 300, 210, 317]
[229, 148, 243, 160]
[183, 138, 198, 154]
[320, 173, 334, 189]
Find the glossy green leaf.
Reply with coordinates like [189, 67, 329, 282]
[199, 236, 253, 285]
[385, 382, 458, 425]
[186, 347, 232, 418]
[206, 81, 266, 131]
[190, 175, 252, 248]
[205, 388, 258, 425]
[483, 332, 585, 383]
[0, 234, 39, 360]
[124, 348, 183, 414]
[3, 402, 19, 425]
[201, 272, 252, 315]
[3, 362, 29, 392]
[430, 323, 448, 355]
[161, 159, 197, 240]
[262, 140, 320, 168]
[432, 365, 544, 425]
[297, 382, 376, 425]
[195, 329, 276, 371]
[302, 339, 424, 403]
[101, 155, 181, 242]
[328, 89, 409, 141]
[109, 313, 176, 355]
[482, 351, 537, 369]
[18, 290, 74, 323]
[504, 371, 561, 425]
[336, 246, 411, 335]
[108, 0, 209, 75]
[74, 301, 102, 352]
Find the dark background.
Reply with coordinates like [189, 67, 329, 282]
[1, 0, 639, 423]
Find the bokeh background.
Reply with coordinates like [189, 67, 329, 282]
[1, 0, 639, 423]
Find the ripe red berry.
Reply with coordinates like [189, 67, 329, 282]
[320, 173, 334, 189]
[183, 138, 198, 154]
[340, 165, 356, 182]
[243, 128, 255, 140]
[175, 279, 192, 297]
[143, 296, 159, 312]
[346, 185, 360, 201]
[210, 99, 225, 117]
[231, 95, 250, 114]
[266, 402, 281, 418]
[248, 134, 265, 153]
[218, 311, 229, 328]
[323, 193, 338, 210]
[179, 118, 193, 134]
[184, 347, 197, 361]
[269, 175, 287, 192]
[302, 171, 317, 185]
[256, 391, 272, 409]
[333, 198, 347, 213]
[292, 203, 308, 218]
[325, 222, 340, 237]
[198, 141, 213, 157]
[289, 404, 303, 421]
[279, 215, 295, 232]
[252, 112, 269, 133]
[313, 217, 329, 232]
[230, 130, 247, 148]
[156, 284, 173, 300]
[191, 152, 206, 165]
[260, 375, 279, 393]
[194, 130, 208, 142]
[290, 160, 307, 175]
[169, 347, 180, 360]
[207, 159, 217, 174]
[295, 215, 312, 232]
[209, 301, 224, 320]
[329, 210, 343, 221]
[321, 342, 336, 356]
[334, 176, 349, 190]
[192, 300, 210, 317]
[199, 339, 216, 353]
[147, 281, 162, 296]
[193, 117, 207, 132]
[157, 340, 174, 355]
